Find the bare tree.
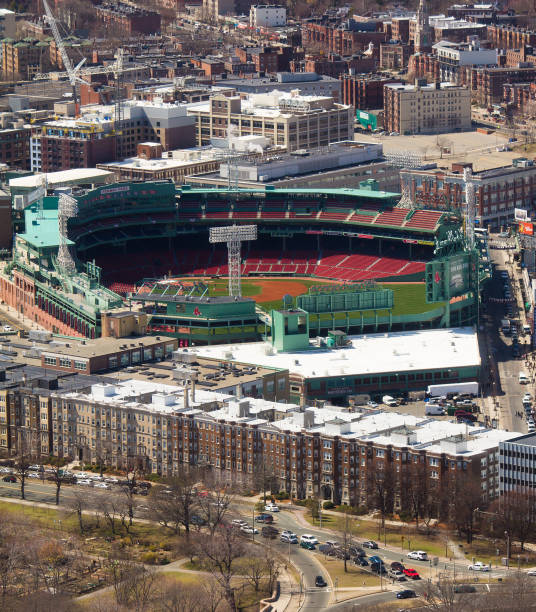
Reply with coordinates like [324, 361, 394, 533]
[13, 430, 34, 501]
[195, 525, 249, 612]
[446, 471, 482, 544]
[485, 488, 536, 553]
[47, 457, 70, 506]
[197, 477, 234, 536]
[66, 488, 89, 534]
[0, 518, 21, 603]
[253, 456, 279, 504]
[368, 461, 395, 533]
[149, 469, 201, 536]
[338, 512, 356, 573]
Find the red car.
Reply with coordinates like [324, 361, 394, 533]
[403, 568, 420, 580]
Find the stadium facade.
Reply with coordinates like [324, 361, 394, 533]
[0, 178, 484, 345]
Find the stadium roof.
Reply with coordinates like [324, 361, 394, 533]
[9, 168, 113, 190]
[181, 327, 480, 380]
[179, 186, 400, 199]
[19, 201, 71, 249]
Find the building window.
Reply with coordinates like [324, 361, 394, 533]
[74, 361, 87, 371]
[59, 358, 71, 368]
[44, 356, 56, 366]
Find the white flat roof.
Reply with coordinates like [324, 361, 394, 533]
[188, 327, 481, 379]
[9, 168, 113, 189]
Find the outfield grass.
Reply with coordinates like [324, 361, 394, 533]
[207, 279, 440, 318]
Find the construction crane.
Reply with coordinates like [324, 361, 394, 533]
[110, 48, 124, 128]
[42, 0, 88, 114]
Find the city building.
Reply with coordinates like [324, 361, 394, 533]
[433, 40, 498, 84]
[187, 91, 353, 150]
[187, 141, 400, 192]
[487, 24, 536, 50]
[499, 433, 536, 493]
[96, 2, 162, 35]
[379, 42, 413, 70]
[403, 159, 536, 230]
[189, 326, 481, 405]
[217, 72, 341, 99]
[97, 145, 223, 184]
[470, 65, 536, 106]
[0, 375, 515, 505]
[31, 100, 197, 172]
[0, 112, 31, 171]
[250, 5, 287, 28]
[302, 18, 388, 56]
[203, 0, 256, 19]
[413, 0, 433, 53]
[383, 80, 471, 135]
[340, 74, 400, 110]
[0, 9, 16, 39]
[1, 38, 51, 81]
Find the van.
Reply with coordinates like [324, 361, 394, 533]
[520, 373, 530, 384]
[382, 395, 398, 407]
[425, 404, 445, 416]
[523, 324, 531, 335]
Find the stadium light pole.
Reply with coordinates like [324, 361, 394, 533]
[209, 224, 257, 298]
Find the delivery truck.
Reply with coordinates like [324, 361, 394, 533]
[426, 382, 479, 398]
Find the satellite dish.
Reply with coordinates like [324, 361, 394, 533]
[282, 294, 293, 308]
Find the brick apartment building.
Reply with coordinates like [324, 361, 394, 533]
[503, 82, 536, 113]
[470, 65, 536, 105]
[0, 377, 513, 507]
[302, 21, 387, 56]
[384, 81, 471, 135]
[301, 53, 376, 78]
[379, 42, 413, 70]
[1, 38, 51, 81]
[402, 158, 536, 229]
[96, 2, 161, 35]
[487, 24, 536, 50]
[408, 53, 441, 82]
[391, 17, 410, 42]
[340, 74, 399, 110]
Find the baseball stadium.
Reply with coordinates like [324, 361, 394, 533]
[0, 178, 485, 342]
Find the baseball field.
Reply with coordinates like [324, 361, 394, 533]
[170, 276, 442, 316]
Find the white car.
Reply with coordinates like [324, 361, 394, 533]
[2, 325, 12, 332]
[241, 525, 258, 534]
[468, 561, 490, 572]
[281, 530, 297, 539]
[105, 477, 118, 483]
[232, 519, 248, 528]
[76, 479, 93, 486]
[265, 503, 280, 512]
[524, 393, 532, 403]
[300, 534, 319, 545]
[527, 569, 536, 576]
[407, 550, 428, 561]
[94, 482, 110, 489]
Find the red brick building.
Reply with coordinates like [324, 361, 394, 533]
[340, 74, 399, 110]
[302, 22, 387, 56]
[379, 42, 413, 70]
[96, 2, 161, 36]
[409, 53, 440, 82]
[487, 24, 536, 50]
[470, 65, 536, 105]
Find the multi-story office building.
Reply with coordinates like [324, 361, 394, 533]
[402, 158, 536, 230]
[499, 433, 536, 493]
[433, 40, 498, 84]
[340, 74, 400, 110]
[0, 376, 516, 506]
[383, 80, 471, 135]
[187, 92, 353, 150]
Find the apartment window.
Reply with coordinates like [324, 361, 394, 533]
[44, 356, 56, 366]
[59, 358, 71, 368]
[74, 361, 87, 371]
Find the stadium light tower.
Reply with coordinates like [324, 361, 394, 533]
[57, 193, 78, 275]
[463, 166, 476, 250]
[209, 224, 257, 297]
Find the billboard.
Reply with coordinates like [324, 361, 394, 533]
[515, 208, 529, 222]
[519, 222, 534, 236]
[426, 251, 477, 303]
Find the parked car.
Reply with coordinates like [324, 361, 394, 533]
[255, 513, 274, 524]
[391, 561, 405, 572]
[468, 561, 490, 572]
[300, 534, 318, 545]
[388, 570, 407, 581]
[396, 589, 417, 599]
[191, 515, 207, 526]
[232, 519, 248, 528]
[2, 475, 16, 482]
[354, 557, 369, 566]
[280, 533, 298, 544]
[315, 575, 327, 587]
[363, 540, 378, 549]
[265, 503, 280, 512]
[407, 550, 428, 561]
[240, 525, 258, 535]
[261, 526, 279, 539]
[403, 568, 420, 579]
[94, 482, 110, 489]
[300, 541, 315, 550]
[527, 569, 536, 576]
[371, 562, 387, 574]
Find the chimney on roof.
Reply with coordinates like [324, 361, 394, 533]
[183, 386, 189, 409]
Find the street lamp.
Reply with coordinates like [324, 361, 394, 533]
[504, 530, 510, 566]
